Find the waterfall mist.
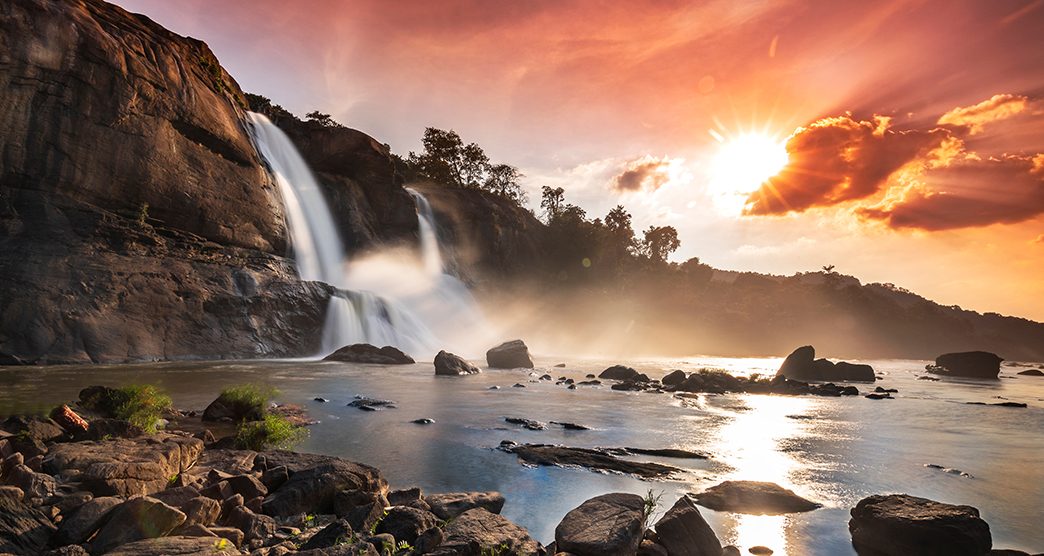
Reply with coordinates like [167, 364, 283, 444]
[246, 112, 494, 359]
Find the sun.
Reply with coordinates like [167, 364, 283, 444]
[708, 132, 789, 212]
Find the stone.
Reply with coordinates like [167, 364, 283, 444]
[434, 350, 481, 375]
[152, 486, 203, 509]
[210, 526, 244, 547]
[43, 434, 204, 497]
[749, 547, 774, 555]
[0, 485, 23, 503]
[324, 344, 415, 365]
[49, 406, 89, 435]
[599, 365, 643, 381]
[849, 494, 992, 556]
[8, 463, 58, 498]
[259, 454, 386, 517]
[334, 489, 387, 532]
[202, 393, 264, 423]
[555, 493, 645, 556]
[505, 417, 546, 430]
[425, 491, 506, 520]
[1017, 369, 1044, 376]
[653, 495, 721, 556]
[175, 523, 216, 537]
[929, 351, 1004, 379]
[693, 481, 821, 514]
[638, 539, 669, 556]
[44, 546, 90, 556]
[775, 346, 875, 382]
[102, 535, 239, 555]
[52, 496, 122, 547]
[261, 466, 290, 492]
[440, 508, 540, 555]
[486, 340, 535, 369]
[503, 444, 680, 479]
[226, 506, 275, 542]
[90, 497, 187, 554]
[183, 496, 221, 526]
[299, 519, 354, 550]
[227, 474, 268, 500]
[387, 487, 422, 506]
[661, 370, 688, 387]
[376, 506, 439, 545]
[0, 495, 56, 554]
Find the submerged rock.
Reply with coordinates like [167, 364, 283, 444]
[693, 481, 821, 514]
[505, 417, 546, 431]
[502, 443, 680, 479]
[434, 350, 481, 375]
[928, 351, 1003, 379]
[323, 343, 415, 365]
[848, 494, 992, 556]
[347, 397, 397, 410]
[486, 339, 535, 369]
[555, 493, 645, 556]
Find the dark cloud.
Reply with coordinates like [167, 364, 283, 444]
[743, 115, 949, 215]
[612, 158, 671, 192]
[858, 155, 1044, 230]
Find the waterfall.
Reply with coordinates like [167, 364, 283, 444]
[246, 112, 491, 358]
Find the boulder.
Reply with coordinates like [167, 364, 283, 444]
[101, 535, 239, 555]
[89, 497, 187, 554]
[929, 352, 1004, 379]
[439, 508, 540, 555]
[226, 474, 268, 500]
[49, 406, 89, 435]
[387, 487, 422, 506]
[1016, 369, 1044, 376]
[599, 365, 643, 381]
[486, 340, 535, 369]
[376, 506, 439, 545]
[555, 493, 645, 556]
[260, 455, 386, 517]
[848, 494, 992, 556]
[434, 350, 481, 376]
[226, 505, 275, 542]
[775, 346, 875, 382]
[52, 496, 122, 547]
[43, 435, 204, 496]
[202, 393, 264, 423]
[182, 496, 221, 527]
[693, 481, 821, 514]
[334, 489, 388, 532]
[503, 443, 680, 479]
[424, 491, 506, 520]
[661, 370, 688, 387]
[299, 518, 354, 550]
[0, 495, 56, 554]
[654, 495, 721, 556]
[324, 344, 415, 365]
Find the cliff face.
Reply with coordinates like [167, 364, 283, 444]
[0, 0, 330, 363]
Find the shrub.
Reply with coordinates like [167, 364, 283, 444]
[111, 384, 172, 433]
[217, 384, 278, 422]
[234, 413, 306, 450]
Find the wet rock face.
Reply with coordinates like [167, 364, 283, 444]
[434, 350, 481, 375]
[849, 494, 992, 556]
[486, 339, 534, 369]
[930, 351, 1003, 379]
[0, 0, 332, 364]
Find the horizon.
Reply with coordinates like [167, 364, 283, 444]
[112, 0, 1044, 323]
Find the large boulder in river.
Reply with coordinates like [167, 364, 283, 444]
[434, 350, 481, 375]
[486, 339, 535, 369]
[324, 343, 415, 364]
[555, 493, 646, 556]
[776, 346, 875, 382]
[848, 494, 992, 556]
[654, 495, 721, 556]
[599, 365, 644, 381]
[693, 481, 821, 515]
[929, 351, 1003, 379]
[0, 0, 333, 364]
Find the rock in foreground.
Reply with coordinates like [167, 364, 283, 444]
[438, 507, 540, 555]
[693, 481, 821, 514]
[434, 350, 481, 375]
[928, 351, 1004, 379]
[555, 493, 646, 556]
[323, 343, 415, 364]
[654, 494, 721, 556]
[849, 494, 992, 556]
[486, 339, 535, 369]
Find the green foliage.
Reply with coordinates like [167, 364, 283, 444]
[642, 489, 664, 528]
[640, 225, 680, 262]
[234, 413, 306, 451]
[406, 127, 526, 204]
[305, 111, 344, 128]
[110, 384, 172, 433]
[196, 54, 228, 94]
[219, 383, 278, 421]
[480, 543, 510, 556]
[136, 201, 149, 227]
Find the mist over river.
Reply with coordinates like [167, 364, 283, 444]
[1, 356, 1042, 555]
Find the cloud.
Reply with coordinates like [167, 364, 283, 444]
[743, 115, 950, 215]
[858, 155, 1044, 230]
[937, 94, 1029, 135]
[611, 157, 672, 192]
[1036, 234, 1044, 244]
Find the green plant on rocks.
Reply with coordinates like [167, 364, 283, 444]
[643, 489, 664, 528]
[234, 413, 306, 450]
[110, 384, 172, 433]
[215, 383, 278, 422]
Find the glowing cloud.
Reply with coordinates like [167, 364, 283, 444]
[937, 93, 1029, 135]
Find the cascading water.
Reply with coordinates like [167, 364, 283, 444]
[246, 112, 492, 358]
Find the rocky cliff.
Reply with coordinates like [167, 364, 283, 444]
[0, 0, 334, 363]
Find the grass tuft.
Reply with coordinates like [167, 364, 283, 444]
[234, 413, 306, 451]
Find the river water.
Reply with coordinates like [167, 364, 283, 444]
[1, 355, 1042, 554]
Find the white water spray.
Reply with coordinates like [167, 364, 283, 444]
[246, 112, 492, 359]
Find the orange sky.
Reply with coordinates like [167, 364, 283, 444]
[115, 0, 1044, 320]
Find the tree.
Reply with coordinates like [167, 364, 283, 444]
[641, 225, 680, 262]
[305, 111, 341, 128]
[485, 164, 527, 203]
[540, 186, 565, 223]
[822, 265, 836, 273]
[460, 142, 490, 189]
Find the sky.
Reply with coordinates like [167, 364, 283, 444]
[114, 0, 1044, 321]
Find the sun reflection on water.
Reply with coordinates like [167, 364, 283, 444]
[708, 394, 815, 556]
